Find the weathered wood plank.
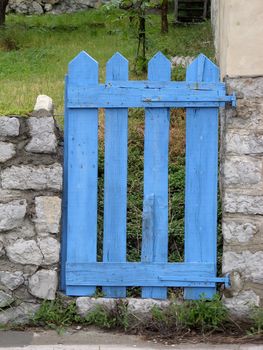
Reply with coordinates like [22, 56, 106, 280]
[103, 53, 129, 298]
[66, 262, 215, 287]
[184, 54, 219, 300]
[141, 52, 171, 299]
[66, 51, 98, 296]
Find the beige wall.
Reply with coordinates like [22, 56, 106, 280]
[212, 0, 263, 78]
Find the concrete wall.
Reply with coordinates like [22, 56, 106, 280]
[211, 0, 263, 78]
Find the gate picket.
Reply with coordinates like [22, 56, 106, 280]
[141, 53, 171, 299]
[103, 53, 129, 298]
[184, 54, 219, 299]
[66, 52, 98, 296]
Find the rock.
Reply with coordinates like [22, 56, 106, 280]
[1, 164, 62, 191]
[34, 196, 61, 235]
[0, 199, 27, 232]
[0, 117, 20, 137]
[223, 192, 263, 215]
[171, 56, 194, 67]
[34, 95, 53, 113]
[0, 271, 24, 290]
[4, 220, 36, 243]
[31, 1, 43, 14]
[38, 237, 60, 265]
[223, 156, 262, 186]
[44, 3, 53, 11]
[222, 250, 263, 284]
[225, 130, 263, 155]
[223, 290, 260, 318]
[0, 142, 16, 163]
[0, 290, 14, 308]
[222, 220, 257, 243]
[227, 77, 263, 99]
[76, 297, 115, 317]
[0, 302, 40, 325]
[6, 239, 43, 266]
[25, 117, 57, 154]
[28, 270, 58, 300]
[76, 297, 171, 318]
[0, 241, 4, 257]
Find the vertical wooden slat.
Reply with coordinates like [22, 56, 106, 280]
[66, 51, 98, 296]
[103, 53, 129, 298]
[141, 52, 171, 299]
[60, 75, 68, 292]
[184, 54, 219, 300]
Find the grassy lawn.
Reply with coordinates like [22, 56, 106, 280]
[0, 10, 218, 275]
[0, 9, 214, 116]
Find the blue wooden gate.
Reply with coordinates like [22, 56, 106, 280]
[61, 51, 235, 300]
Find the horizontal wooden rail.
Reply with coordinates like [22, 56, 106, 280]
[65, 262, 228, 287]
[67, 84, 236, 109]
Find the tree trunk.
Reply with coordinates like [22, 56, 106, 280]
[161, 0, 168, 33]
[0, 0, 9, 26]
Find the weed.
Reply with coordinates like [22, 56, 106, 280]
[32, 297, 83, 331]
[249, 307, 263, 335]
[150, 295, 228, 334]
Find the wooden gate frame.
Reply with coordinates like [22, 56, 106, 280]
[61, 51, 236, 300]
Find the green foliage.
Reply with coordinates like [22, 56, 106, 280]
[33, 298, 83, 331]
[250, 307, 263, 335]
[151, 295, 229, 333]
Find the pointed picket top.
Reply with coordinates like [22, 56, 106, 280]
[148, 51, 171, 81]
[106, 52, 129, 81]
[68, 51, 98, 85]
[186, 53, 219, 82]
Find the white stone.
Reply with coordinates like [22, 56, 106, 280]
[0, 199, 27, 231]
[224, 193, 263, 215]
[31, 1, 43, 14]
[227, 77, 263, 99]
[0, 142, 16, 162]
[76, 297, 171, 318]
[34, 196, 61, 234]
[26, 117, 57, 154]
[223, 157, 262, 186]
[34, 95, 53, 113]
[38, 237, 60, 265]
[226, 100, 263, 130]
[1, 164, 62, 191]
[0, 117, 20, 137]
[76, 297, 115, 317]
[0, 271, 24, 290]
[222, 221, 257, 243]
[0, 290, 14, 307]
[6, 239, 43, 266]
[28, 270, 58, 300]
[0, 302, 39, 325]
[225, 130, 263, 155]
[0, 241, 4, 257]
[222, 250, 263, 283]
[223, 290, 260, 318]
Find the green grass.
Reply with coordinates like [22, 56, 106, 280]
[0, 9, 214, 116]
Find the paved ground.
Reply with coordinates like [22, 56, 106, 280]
[0, 329, 262, 350]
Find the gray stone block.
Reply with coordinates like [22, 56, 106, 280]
[0, 199, 27, 232]
[223, 156, 262, 186]
[28, 270, 58, 300]
[25, 117, 57, 154]
[224, 192, 263, 215]
[0, 302, 39, 325]
[6, 239, 43, 266]
[0, 117, 20, 137]
[0, 290, 14, 308]
[0, 142, 16, 162]
[38, 237, 60, 265]
[223, 290, 260, 318]
[1, 164, 62, 191]
[223, 220, 257, 243]
[225, 130, 263, 155]
[34, 196, 61, 235]
[0, 271, 24, 291]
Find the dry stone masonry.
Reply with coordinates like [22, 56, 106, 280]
[0, 95, 62, 325]
[221, 77, 263, 318]
[7, 0, 102, 15]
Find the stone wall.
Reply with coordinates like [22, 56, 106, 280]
[0, 96, 62, 325]
[221, 77, 263, 317]
[7, 0, 101, 15]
